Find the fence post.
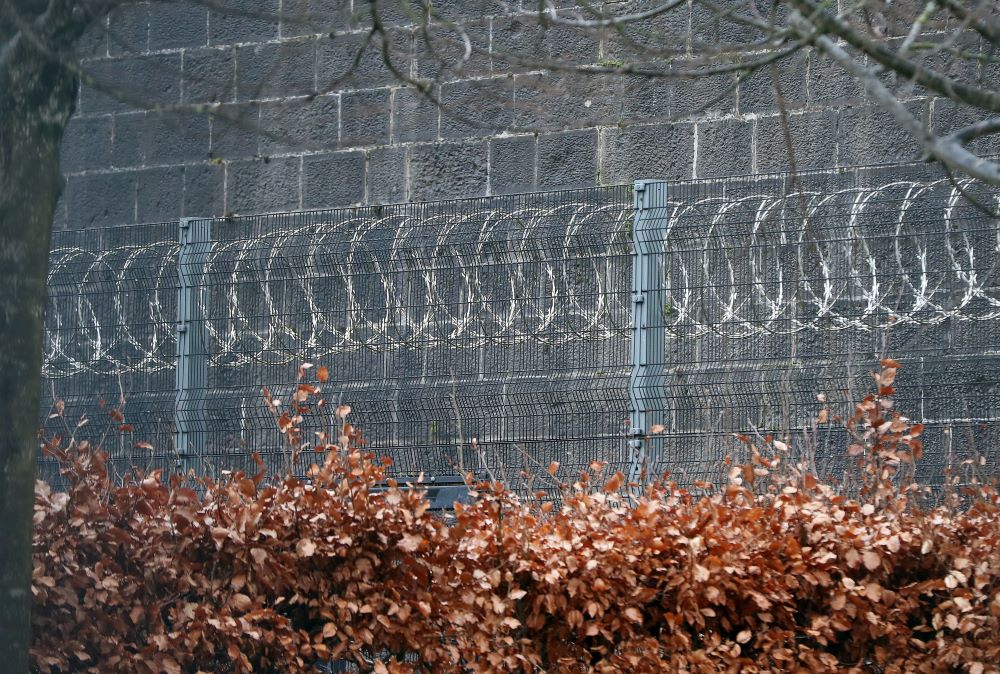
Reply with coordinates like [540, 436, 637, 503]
[176, 217, 211, 475]
[628, 180, 667, 494]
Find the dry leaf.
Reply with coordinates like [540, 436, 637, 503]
[296, 538, 317, 557]
[624, 607, 643, 623]
[398, 534, 422, 552]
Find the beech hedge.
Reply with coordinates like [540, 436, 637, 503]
[31, 360, 1000, 673]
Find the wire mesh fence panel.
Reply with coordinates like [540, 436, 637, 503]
[38, 163, 1000, 495]
[40, 188, 634, 489]
[39, 221, 180, 486]
[640, 164, 1000, 491]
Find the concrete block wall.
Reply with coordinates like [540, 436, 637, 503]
[55, 0, 979, 227]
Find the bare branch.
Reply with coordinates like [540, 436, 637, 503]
[541, 0, 688, 29]
[945, 117, 1000, 144]
[792, 11, 1000, 184]
[898, 1, 938, 59]
[937, 0, 1000, 45]
[788, 0, 1000, 113]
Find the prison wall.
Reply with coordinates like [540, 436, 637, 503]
[53, 0, 995, 228]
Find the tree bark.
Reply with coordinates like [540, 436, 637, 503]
[0, 4, 83, 669]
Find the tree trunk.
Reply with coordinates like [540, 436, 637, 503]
[0, 8, 81, 670]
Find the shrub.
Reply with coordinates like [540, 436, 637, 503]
[32, 360, 1000, 673]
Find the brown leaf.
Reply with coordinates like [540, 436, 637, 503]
[864, 583, 883, 602]
[603, 471, 624, 493]
[863, 550, 881, 572]
[231, 593, 252, 611]
[296, 538, 317, 557]
[398, 534, 422, 552]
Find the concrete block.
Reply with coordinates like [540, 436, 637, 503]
[543, 22, 599, 65]
[756, 110, 838, 173]
[258, 95, 338, 153]
[182, 47, 236, 104]
[208, 0, 279, 45]
[66, 172, 137, 228]
[491, 14, 545, 74]
[79, 54, 182, 114]
[340, 88, 391, 147]
[837, 102, 928, 166]
[623, 68, 736, 122]
[303, 151, 367, 207]
[738, 51, 808, 115]
[600, 122, 694, 184]
[210, 103, 261, 159]
[408, 141, 488, 200]
[281, 0, 353, 37]
[537, 129, 597, 189]
[489, 135, 535, 194]
[689, 0, 764, 48]
[236, 38, 317, 101]
[149, 2, 209, 50]
[440, 77, 514, 138]
[602, 1, 689, 62]
[421, 0, 514, 22]
[143, 111, 212, 164]
[807, 50, 864, 107]
[670, 70, 738, 118]
[366, 145, 407, 203]
[695, 118, 752, 177]
[111, 112, 146, 167]
[60, 116, 113, 173]
[183, 163, 226, 217]
[931, 97, 1000, 157]
[226, 156, 302, 213]
[392, 85, 439, 142]
[136, 166, 184, 222]
[493, 10, 600, 67]
[108, 2, 149, 56]
[352, 0, 421, 28]
[76, 18, 108, 59]
[316, 30, 410, 91]
[415, 19, 491, 81]
[514, 71, 620, 132]
[621, 72, 670, 125]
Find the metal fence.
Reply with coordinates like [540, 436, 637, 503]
[39, 162, 1000, 492]
[39, 187, 634, 490]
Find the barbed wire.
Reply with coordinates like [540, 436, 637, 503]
[663, 177, 999, 338]
[42, 176, 1000, 378]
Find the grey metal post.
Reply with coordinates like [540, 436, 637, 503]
[176, 217, 211, 475]
[628, 180, 667, 493]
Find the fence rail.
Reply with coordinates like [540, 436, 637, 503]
[39, 163, 1000, 492]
